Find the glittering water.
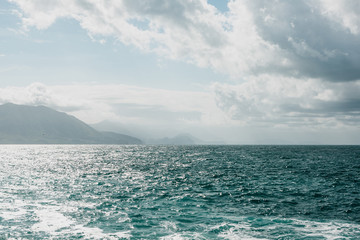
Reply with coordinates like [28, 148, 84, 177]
[0, 145, 359, 239]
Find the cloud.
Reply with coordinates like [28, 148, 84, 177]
[52, 83, 226, 126]
[0, 82, 84, 111]
[214, 76, 360, 127]
[316, 0, 360, 35]
[5, 0, 360, 132]
[3, 81, 357, 131]
[8, 0, 360, 82]
[246, 0, 360, 81]
[111, 103, 202, 125]
[0, 82, 358, 143]
[0, 82, 225, 126]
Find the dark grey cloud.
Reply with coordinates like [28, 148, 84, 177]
[246, 0, 360, 82]
[214, 78, 360, 126]
[123, 0, 189, 25]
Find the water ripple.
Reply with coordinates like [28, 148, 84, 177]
[0, 145, 359, 239]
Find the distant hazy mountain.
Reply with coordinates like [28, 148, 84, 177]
[145, 134, 202, 145]
[0, 103, 142, 144]
[91, 120, 226, 145]
[91, 121, 200, 144]
[91, 120, 135, 136]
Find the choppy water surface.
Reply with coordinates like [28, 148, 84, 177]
[0, 145, 359, 239]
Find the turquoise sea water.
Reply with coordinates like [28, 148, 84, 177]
[0, 145, 359, 239]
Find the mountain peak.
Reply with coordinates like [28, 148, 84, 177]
[0, 103, 142, 144]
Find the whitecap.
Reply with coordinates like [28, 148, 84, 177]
[160, 232, 206, 240]
[215, 217, 360, 239]
[31, 206, 132, 239]
[32, 208, 75, 232]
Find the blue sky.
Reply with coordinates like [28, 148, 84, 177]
[1, 3, 227, 90]
[1, 0, 360, 144]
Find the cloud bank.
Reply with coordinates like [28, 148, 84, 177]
[9, 0, 360, 81]
[214, 76, 360, 128]
[0, 82, 225, 126]
[7, 0, 360, 131]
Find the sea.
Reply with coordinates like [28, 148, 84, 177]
[0, 145, 359, 239]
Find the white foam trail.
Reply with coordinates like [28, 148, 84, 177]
[71, 225, 132, 240]
[30, 206, 132, 239]
[0, 208, 27, 220]
[160, 232, 206, 240]
[0, 200, 28, 220]
[32, 208, 74, 232]
[160, 221, 178, 232]
[216, 222, 268, 240]
[293, 219, 360, 240]
[216, 217, 360, 239]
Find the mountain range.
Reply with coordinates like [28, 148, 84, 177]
[0, 103, 142, 144]
[91, 120, 210, 145]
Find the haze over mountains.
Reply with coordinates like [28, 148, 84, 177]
[91, 121, 221, 145]
[0, 103, 142, 144]
[0, 103, 205, 144]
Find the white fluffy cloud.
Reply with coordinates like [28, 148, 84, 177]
[9, 0, 360, 81]
[316, 0, 360, 35]
[6, 0, 360, 130]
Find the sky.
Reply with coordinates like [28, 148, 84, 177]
[0, 0, 360, 144]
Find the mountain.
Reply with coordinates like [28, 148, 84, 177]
[91, 120, 135, 136]
[0, 103, 142, 144]
[90, 121, 199, 144]
[145, 134, 202, 145]
[91, 121, 226, 145]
